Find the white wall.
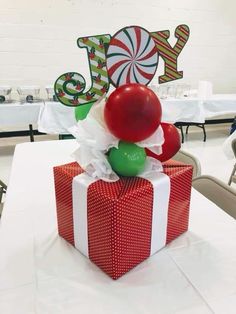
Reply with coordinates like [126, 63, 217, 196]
[1, 0, 236, 97]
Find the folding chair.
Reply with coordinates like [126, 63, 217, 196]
[173, 149, 201, 179]
[228, 139, 236, 186]
[0, 179, 7, 217]
[193, 175, 236, 219]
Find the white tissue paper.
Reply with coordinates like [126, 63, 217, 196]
[69, 96, 164, 181]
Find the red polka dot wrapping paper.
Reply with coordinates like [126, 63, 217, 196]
[53, 161, 193, 279]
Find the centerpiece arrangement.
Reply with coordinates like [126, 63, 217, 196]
[53, 25, 192, 279]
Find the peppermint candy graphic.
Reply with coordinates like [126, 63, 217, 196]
[106, 26, 159, 87]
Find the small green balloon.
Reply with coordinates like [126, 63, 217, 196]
[108, 141, 146, 177]
[74, 102, 94, 121]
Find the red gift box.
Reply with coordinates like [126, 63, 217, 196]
[54, 161, 192, 279]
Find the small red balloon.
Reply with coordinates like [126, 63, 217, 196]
[145, 122, 181, 162]
[104, 83, 162, 142]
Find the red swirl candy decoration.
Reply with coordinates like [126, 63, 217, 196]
[106, 26, 159, 87]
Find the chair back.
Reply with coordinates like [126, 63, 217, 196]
[193, 175, 236, 219]
[232, 139, 236, 158]
[228, 139, 236, 185]
[173, 150, 201, 178]
[0, 179, 7, 217]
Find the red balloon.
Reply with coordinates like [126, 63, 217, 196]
[104, 83, 162, 142]
[145, 122, 181, 162]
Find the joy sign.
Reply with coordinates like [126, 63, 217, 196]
[54, 24, 190, 108]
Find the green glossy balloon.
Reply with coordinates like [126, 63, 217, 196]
[108, 141, 146, 177]
[74, 102, 93, 121]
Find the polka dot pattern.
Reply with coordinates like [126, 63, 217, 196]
[53, 162, 193, 280]
[87, 177, 153, 279]
[163, 163, 193, 244]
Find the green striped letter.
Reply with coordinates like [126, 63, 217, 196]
[151, 25, 190, 84]
[54, 34, 111, 107]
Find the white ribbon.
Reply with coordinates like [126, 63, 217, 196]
[139, 172, 170, 255]
[72, 171, 170, 258]
[72, 173, 97, 257]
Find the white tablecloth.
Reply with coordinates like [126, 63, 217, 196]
[1, 95, 236, 134]
[161, 98, 205, 123]
[0, 140, 236, 314]
[38, 95, 236, 133]
[161, 94, 236, 123]
[38, 101, 76, 134]
[0, 102, 42, 126]
[203, 94, 236, 119]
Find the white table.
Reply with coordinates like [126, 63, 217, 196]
[0, 102, 42, 126]
[203, 94, 236, 119]
[161, 94, 236, 142]
[161, 98, 205, 123]
[36, 97, 211, 133]
[38, 101, 76, 134]
[0, 140, 236, 314]
[161, 94, 236, 123]
[0, 101, 75, 136]
[0, 102, 43, 141]
[0, 95, 236, 136]
[36, 95, 236, 136]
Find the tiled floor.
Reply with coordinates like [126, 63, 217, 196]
[0, 125, 235, 189]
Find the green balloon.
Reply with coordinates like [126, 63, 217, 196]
[108, 141, 146, 177]
[74, 102, 94, 121]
